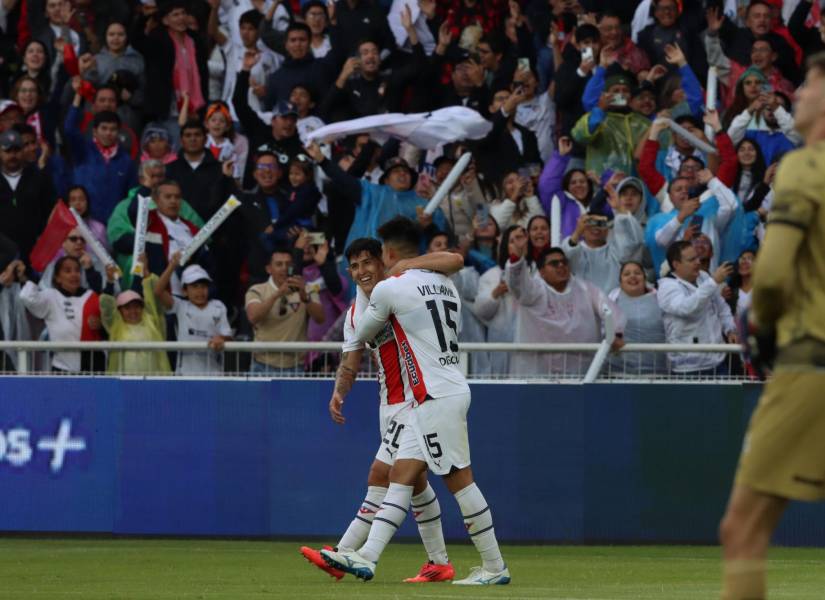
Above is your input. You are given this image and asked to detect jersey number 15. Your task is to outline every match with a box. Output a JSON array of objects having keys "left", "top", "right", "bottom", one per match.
[{"left": 425, "top": 299, "right": 459, "bottom": 353}]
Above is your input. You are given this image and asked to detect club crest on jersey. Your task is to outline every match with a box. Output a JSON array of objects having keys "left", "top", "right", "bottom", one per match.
[{"left": 400, "top": 339, "right": 420, "bottom": 386}]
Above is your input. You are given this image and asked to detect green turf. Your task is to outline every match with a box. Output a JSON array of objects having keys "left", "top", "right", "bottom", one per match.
[{"left": 1, "top": 539, "right": 825, "bottom": 599}]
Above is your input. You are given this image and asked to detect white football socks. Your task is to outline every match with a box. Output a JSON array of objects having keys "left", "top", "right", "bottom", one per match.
[
  {"left": 411, "top": 483, "right": 449, "bottom": 565},
  {"left": 455, "top": 482, "right": 505, "bottom": 573},
  {"left": 359, "top": 482, "right": 413, "bottom": 563},
  {"left": 337, "top": 485, "right": 386, "bottom": 551}
]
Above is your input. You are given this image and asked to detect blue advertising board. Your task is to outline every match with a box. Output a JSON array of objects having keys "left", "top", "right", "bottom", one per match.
[{"left": 0, "top": 379, "right": 823, "bottom": 545}]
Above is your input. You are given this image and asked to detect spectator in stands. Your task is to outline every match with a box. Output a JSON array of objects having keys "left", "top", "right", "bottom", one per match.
[
  {"left": 505, "top": 239, "right": 624, "bottom": 377},
  {"left": 141, "top": 179, "right": 202, "bottom": 294},
  {"left": 66, "top": 186, "right": 108, "bottom": 252},
  {"left": 154, "top": 255, "right": 232, "bottom": 375},
  {"left": 10, "top": 76, "right": 54, "bottom": 146},
  {"left": 37, "top": 226, "right": 105, "bottom": 293},
  {"left": 140, "top": 126, "right": 176, "bottom": 165},
  {"left": 732, "top": 139, "right": 767, "bottom": 206},
  {"left": 637, "top": 0, "right": 708, "bottom": 80},
  {"left": 722, "top": 249, "right": 755, "bottom": 320},
  {"left": 216, "top": 9, "right": 282, "bottom": 118},
  {"left": 303, "top": 1, "right": 332, "bottom": 59},
  {"left": 290, "top": 229, "right": 346, "bottom": 371},
  {"left": 571, "top": 70, "right": 650, "bottom": 175},
  {"left": 475, "top": 85, "right": 541, "bottom": 185},
  {"left": 477, "top": 32, "right": 516, "bottom": 93},
  {"left": 606, "top": 261, "right": 667, "bottom": 375},
  {"left": 788, "top": 0, "right": 825, "bottom": 57},
  {"left": 290, "top": 83, "right": 324, "bottom": 144},
  {"left": 245, "top": 247, "right": 325, "bottom": 375},
  {"left": 306, "top": 142, "right": 448, "bottom": 252},
  {"left": 425, "top": 149, "right": 490, "bottom": 239},
  {"left": 203, "top": 102, "right": 248, "bottom": 185},
  {"left": 132, "top": 0, "right": 209, "bottom": 124},
  {"left": 598, "top": 11, "right": 650, "bottom": 75},
  {"left": 166, "top": 120, "right": 227, "bottom": 221},
  {"left": 712, "top": 0, "right": 800, "bottom": 86},
  {"left": 76, "top": 85, "right": 140, "bottom": 160},
  {"left": 263, "top": 22, "right": 330, "bottom": 109},
  {"left": 433, "top": 49, "right": 490, "bottom": 115},
  {"left": 18, "top": 257, "right": 105, "bottom": 373},
  {"left": 234, "top": 49, "right": 304, "bottom": 186},
  {"left": 34, "top": 0, "right": 87, "bottom": 62},
  {"left": 18, "top": 40, "right": 52, "bottom": 99},
  {"left": 553, "top": 24, "right": 601, "bottom": 137},
  {"left": 474, "top": 224, "right": 523, "bottom": 375},
  {"left": 489, "top": 170, "right": 544, "bottom": 230},
  {"left": 562, "top": 178, "right": 646, "bottom": 294},
  {"left": 704, "top": 11, "right": 795, "bottom": 108},
  {"left": 86, "top": 21, "right": 146, "bottom": 114},
  {"left": 100, "top": 265, "right": 171, "bottom": 375},
  {"left": 107, "top": 160, "right": 204, "bottom": 287},
  {"left": 332, "top": 0, "right": 396, "bottom": 58},
  {"left": 511, "top": 65, "right": 555, "bottom": 162},
  {"left": 65, "top": 83, "right": 138, "bottom": 221},
  {"left": 538, "top": 136, "right": 596, "bottom": 246},
  {"left": 657, "top": 240, "right": 737, "bottom": 376},
  {"left": 524, "top": 214, "right": 551, "bottom": 273},
  {"left": 320, "top": 10, "right": 423, "bottom": 122},
  {"left": 726, "top": 87, "right": 800, "bottom": 164},
  {"left": 0, "top": 129, "right": 55, "bottom": 268}
]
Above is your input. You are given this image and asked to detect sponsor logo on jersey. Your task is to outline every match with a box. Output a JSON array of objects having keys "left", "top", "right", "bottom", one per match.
[{"left": 400, "top": 340, "right": 420, "bottom": 386}]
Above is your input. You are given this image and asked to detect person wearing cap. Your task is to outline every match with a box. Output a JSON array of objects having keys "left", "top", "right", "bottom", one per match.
[
  {"left": 99, "top": 262, "right": 171, "bottom": 375},
  {"left": 234, "top": 49, "right": 304, "bottom": 188},
  {"left": 140, "top": 125, "right": 176, "bottom": 165},
  {"left": 154, "top": 252, "right": 232, "bottom": 375},
  {"left": 261, "top": 22, "right": 332, "bottom": 110},
  {"left": 561, "top": 176, "right": 646, "bottom": 294},
  {"left": 572, "top": 69, "right": 652, "bottom": 175},
  {"left": 319, "top": 8, "right": 423, "bottom": 122},
  {"left": 0, "top": 100, "right": 24, "bottom": 134},
  {"left": 0, "top": 128, "right": 57, "bottom": 268},
  {"left": 65, "top": 80, "right": 138, "bottom": 222},
  {"left": 217, "top": 8, "right": 282, "bottom": 119},
  {"left": 131, "top": 0, "right": 209, "bottom": 123},
  {"left": 306, "top": 142, "right": 449, "bottom": 252}
]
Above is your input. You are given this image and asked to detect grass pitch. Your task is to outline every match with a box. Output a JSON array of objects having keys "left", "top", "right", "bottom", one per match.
[{"left": 2, "top": 539, "right": 825, "bottom": 599}]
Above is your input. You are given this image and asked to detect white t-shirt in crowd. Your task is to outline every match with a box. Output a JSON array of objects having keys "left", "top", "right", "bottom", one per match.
[{"left": 171, "top": 296, "right": 232, "bottom": 375}]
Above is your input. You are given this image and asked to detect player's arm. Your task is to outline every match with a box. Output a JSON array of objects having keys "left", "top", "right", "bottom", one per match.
[
  {"left": 353, "top": 281, "right": 393, "bottom": 343},
  {"left": 387, "top": 251, "right": 465, "bottom": 276},
  {"left": 751, "top": 155, "right": 815, "bottom": 329},
  {"left": 329, "top": 348, "right": 363, "bottom": 424}
]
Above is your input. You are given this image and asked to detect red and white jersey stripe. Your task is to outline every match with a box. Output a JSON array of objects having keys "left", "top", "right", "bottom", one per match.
[
  {"left": 354, "top": 270, "right": 470, "bottom": 402},
  {"left": 343, "top": 288, "right": 412, "bottom": 406}
]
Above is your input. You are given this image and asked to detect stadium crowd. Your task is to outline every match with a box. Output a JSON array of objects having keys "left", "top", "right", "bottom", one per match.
[{"left": 0, "top": 0, "right": 816, "bottom": 376}]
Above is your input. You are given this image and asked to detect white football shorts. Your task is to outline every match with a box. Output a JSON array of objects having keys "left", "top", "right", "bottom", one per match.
[{"left": 397, "top": 392, "right": 472, "bottom": 476}]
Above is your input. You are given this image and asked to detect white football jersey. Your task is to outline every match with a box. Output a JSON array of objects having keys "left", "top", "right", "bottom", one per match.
[
  {"left": 343, "top": 287, "right": 413, "bottom": 406},
  {"left": 172, "top": 298, "right": 232, "bottom": 375},
  {"left": 355, "top": 269, "right": 470, "bottom": 402}
]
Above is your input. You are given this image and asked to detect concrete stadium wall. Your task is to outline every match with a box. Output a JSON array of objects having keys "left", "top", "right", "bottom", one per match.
[{"left": 0, "top": 378, "right": 823, "bottom": 545}]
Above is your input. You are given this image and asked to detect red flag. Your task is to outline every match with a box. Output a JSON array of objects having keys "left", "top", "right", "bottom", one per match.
[{"left": 29, "top": 201, "right": 78, "bottom": 272}]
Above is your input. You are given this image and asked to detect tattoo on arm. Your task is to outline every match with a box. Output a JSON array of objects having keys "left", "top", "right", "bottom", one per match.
[{"left": 335, "top": 352, "right": 357, "bottom": 395}]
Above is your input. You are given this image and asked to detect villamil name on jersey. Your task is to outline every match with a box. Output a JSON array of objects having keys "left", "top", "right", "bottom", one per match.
[{"left": 416, "top": 284, "right": 457, "bottom": 298}]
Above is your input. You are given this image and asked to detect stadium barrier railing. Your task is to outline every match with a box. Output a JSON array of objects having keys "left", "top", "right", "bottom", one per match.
[{"left": 0, "top": 339, "right": 748, "bottom": 382}]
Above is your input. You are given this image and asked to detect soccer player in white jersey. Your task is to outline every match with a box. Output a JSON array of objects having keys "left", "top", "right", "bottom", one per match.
[
  {"left": 301, "top": 237, "right": 465, "bottom": 583},
  {"left": 322, "top": 217, "right": 510, "bottom": 585}
]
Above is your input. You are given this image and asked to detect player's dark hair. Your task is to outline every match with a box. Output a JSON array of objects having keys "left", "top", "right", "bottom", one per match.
[
  {"left": 93, "top": 110, "right": 120, "bottom": 128},
  {"left": 666, "top": 240, "right": 693, "bottom": 270},
  {"left": 345, "top": 237, "right": 383, "bottom": 262},
  {"left": 536, "top": 247, "right": 566, "bottom": 269},
  {"left": 377, "top": 217, "right": 421, "bottom": 257}
]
